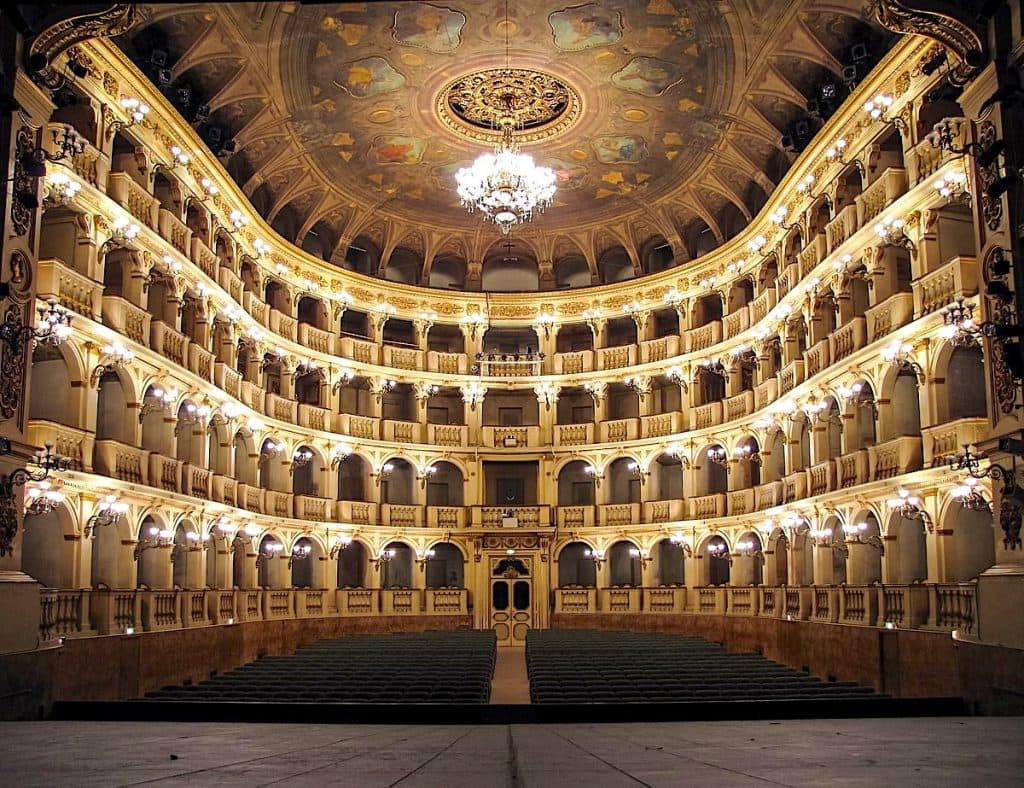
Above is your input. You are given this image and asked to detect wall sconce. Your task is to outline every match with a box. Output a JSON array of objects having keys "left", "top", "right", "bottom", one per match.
[
  {"left": 84, "top": 495, "right": 129, "bottom": 538},
  {"left": 770, "top": 206, "right": 800, "bottom": 233},
  {"left": 733, "top": 444, "right": 762, "bottom": 465},
  {"left": 252, "top": 238, "right": 271, "bottom": 257},
  {"left": 133, "top": 526, "right": 174, "bottom": 560},
  {"left": 838, "top": 381, "right": 878, "bottom": 417},
  {"left": 256, "top": 541, "right": 284, "bottom": 569},
  {"left": 294, "top": 359, "right": 319, "bottom": 379},
  {"left": 951, "top": 477, "right": 991, "bottom": 512},
  {"left": 707, "top": 446, "right": 729, "bottom": 469},
  {"left": 0, "top": 439, "right": 73, "bottom": 552},
  {"left": 881, "top": 339, "right": 925, "bottom": 381},
  {"left": 628, "top": 547, "right": 653, "bottom": 569},
  {"left": 584, "top": 548, "right": 606, "bottom": 568},
  {"left": 808, "top": 527, "right": 835, "bottom": 547},
  {"left": 947, "top": 444, "right": 1019, "bottom": 503},
  {"left": 329, "top": 534, "right": 352, "bottom": 560},
  {"left": 842, "top": 523, "right": 885, "bottom": 552},
  {"left": 168, "top": 144, "right": 190, "bottom": 166},
  {"left": 108, "top": 97, "right": 149, "bottom": 137},
  {"left": 175, "top": 401, "right": 212, "bottom": 433},
  {"left": 665, "top": 444, "right": 691, "bottom": 468},
  {"left": 207, "top": 516, "right": 236, "bottom": 544},
  {"left": 707, "top": 542, "right": 732, "bottom": 565},
  {"left": 228, "top": 209, "right": 248, "bottom": 231},
  {"left": 582, "top": 308, "right": 604, "bottom": 335},
  {"left": 138, "top": 385, "right": 177, "bottom": 421},
  {"left": 665, "top": 366, "right": 688, "bottom": 390},
  {"left": 259, "top": 440, "right": 285, "bottom": 465},
  {"left": 231, "top": 522, "right": 260, "bottom": 552},
  {"left": 746, "top": 235, "right": 767, "bottom": 255},
  {"left": 663, "top": 288, "right": 684, "bottom": 312},
  {"left": 583, "top": 381, "right": 606, "bottom": 403},
  {"left": 939, "top": 296, "right": 981, "bottom": 347},
  {"left": 782, "top": 512, "right": 810, "bottom": 536},
  {"left": 330, "top": 444, "right": 353, "bottom": 470},
  {"left": 0, "top": 298, "right": 72, "bottom": 355},
  {"left": 417, "top": 463, "right": 437, "bottom": 487},
  {"left": 874, "top": 215, "right": 915, "bottom": 253},
  {"left": 23, "top": 479, "right": 65, "bottom": 516},
  {"left": 670, "top": 533, "right": 693, "bottom": 557},
  {"left": 627, "top": 461, "right": 648, "bottom": 485},
  {"left": 887, "top": 488, "right": 934, "bottom": 532},
  {"left": 533, "top": 311, "right": 557, "bottom": 340},
  {"left": 534, "top": 382, "right": 560, "bottom": 411},
  {"left": 372, "top": 548, "right": 396, "bottom": 570},
  {"left": 288, "top": 543, "right": 311, "bottom": 569},
  {"left": 461, "top": 312, "right": 487, "bottom": 341},
  {"left": 416, "top": 311, "right": 438, "bottom": 337},
  {"left": 735, "top": 540, "right": 765, "bottom": 561},
  {"left": 331, "top": 367, "right": 355, "bottom": 394},
  {"left": 460, "top": 382, "right": 486, "bottom": 411},
  {"left": 372, "top": 379, "right": 397, "bottom": 403},
  {"left": 200, "top": 177, "right": 218, "bottom": 196},
  {"left": 863, "top": 93, "right": 906, "bottom": 129},
  {"left": 584, "top": 464, "right": 604, "bottom": 486},
  {"left": 927, "top": 118, "right": 1006, "bottom": 169},
  {"left": 171, "top": 531, "right": 207, "bottom": 563},
  {"left": 624, "top": 375, "right": 650, "bottom": 400},
  {"left": 373, "top": 462, "right": 394, "bottom": 486},
  {"left": 934, "top": 170, "right": 970, "bottom": 203},
  {"left": 290, "top": 448, "right": 314, "bottom": 472},
  {"left": 43, "top": 171, "right": 82, "bottom": 207},
  {"left": 416, "top": 547, "right": 436, "bottom": 569}
]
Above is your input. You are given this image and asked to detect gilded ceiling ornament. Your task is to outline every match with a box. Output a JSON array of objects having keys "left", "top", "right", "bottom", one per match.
[{"left": 438, "top": 68, "right": 582, "bottom": 144}]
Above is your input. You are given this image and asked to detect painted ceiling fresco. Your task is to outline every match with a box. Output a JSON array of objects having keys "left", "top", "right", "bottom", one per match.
[{"left": 118, "top": 1, "right": 890, "bottom": 266}]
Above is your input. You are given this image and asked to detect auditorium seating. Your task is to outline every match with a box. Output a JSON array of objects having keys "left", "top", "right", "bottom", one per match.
[
  {"left": 143, "top": 630, "right": 496, "bottom": 704},
  {"left": 526, "top": 630, "right": 879, "bottom": 704}
]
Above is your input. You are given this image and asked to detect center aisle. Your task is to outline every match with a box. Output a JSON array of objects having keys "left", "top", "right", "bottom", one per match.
[{"left": 489, "top": 646, "right": 531, "bottom": 705}]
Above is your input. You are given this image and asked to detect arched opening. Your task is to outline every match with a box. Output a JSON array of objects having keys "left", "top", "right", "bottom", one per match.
[
  {"left": 381, "top": 542, "right": 414, "bottom": 588},
  {"left": 174, "top": 400, "right": 205, "bottom": 465},
  {"left": 22, "top": 507, "right": 74, "bottom": 588},
  {"left": 384, "top": 245, "right": 422, "bottom": 285},
  {"left": 885, "top": 512, "right": 928, "bottom": 584},
  {"left": 428, "top": 253, "right": 466, "bottom": 290},
  {"left": 767, "top": 531, "right": 789, "bottom": 586},
  {"left": 171, "top": 523, "right": 190, "bottom": 589},
  {"left": 655, "top": 538, "right": 685, "bottom": 585},
  {"left": 290, "top": 536, "right": 320, "bottom": 588},
  {"left": 381, "top": 458, "right": 415, "bottom": 505},
  {"left": 294, "top": 366, "right": 324, "bottom": 407},
  {"left": 734, "top": 436, "right": 762, "bottom": 488},
  {"left": 426, "top": 460, "right": 464, "bottom": 507},
  {"left": 233, "top": 431, "right": 256, "bottom": 486},
  {"left": 733, "top": 532, "right": 764, "bottom": 586},
  {"left": 426, "top": 324, "right": 465, "bottom": 354},
  {"left": 554, "top": 253, "right": 591, "bottom": 289},
  {"left": 264, "top": 278, "right": 290, "bottom": 315},
  {"left": 704, "top": 535, "right": 730, "bottom": 586},
  {"left": 696, "top": 445, "right": 728, "bottom": 495},
  {"left": 29, "top": 345, "right": 76, "bottom": 425},
  {"left": 337, "top": 453, "right": 369, "bottom": 502},
  {"left": 945, "top": 502, "right": 995, "bottom": 581},
  {"left": 482, "top": 239, "right": 539, "bottom": 291},
  {"left": 847, "top": 380, "right": 878, "bottom": 450},
  {"left": 764, "top": 429, "right": 787, "bottom": 483},
  {"left": 695, "top": 364, "right": 726, "bottom": 405},
  {"left": 793, "top": 414, "right": 812, "bottom": 471},
  {"left": 727, "top": 278, "right": 755, "bottom": 314},
  {"left": 824, "top": 398, "right": 843, "bottom": 460},
  {"left": 608, "top": 540, "right": 641, "bottom": 586},
  {"left": 653, "top": 454, "right": 683, "bottom": 501},
  {"left": 598, "top": 245, "right": 634, "bottom": 283},
  {"left": 888, "top": 368, "right": 922, "bottom": 438},
  {"left": 140, "top": 384, "right": 174, "bottom": 456},
  {"left": 847, "top": 512, "right": 883, "bottom": 584},
  {"left": 338, "top": 540, "right": 367, "bottom": 587},
  {"left": 791, "top": 529, "right": 814, "bottom": 585},
  {"left": 947, "top": 346, "right": 987, "bottom": 420},
  {"left": 607, "top": 457, "right": 642, "bottom": 504},
  {"left": 641, "top": 237, "right": 674, "bottom": 274},
  {"left": 558, "top": 460, "right": 596, "bottom": 506},
  {"left": 557, "top": 542, "right": 597, "bottom": 587},
  {"left": 291, "top": 444, "right": 324, "bottom": 497},
  {"left": 425, "top": 543, "right": 465, "bottom": 588},
  {"left": 343, "top": 236, "right": 380, "bottom": 275},
  {"left": 257, "top": 534, "right": 285, "bottom": 588},
  {"left": 691, "top": 293, "right": 723, "bottom": 329},
  {"left": 296, "top": 295, "right": 327, "bottom": 331},
  {"left": 136, "top": 515, "right": 170, "bottom": 589},
  {"left": 95, "top": 371, "right": 130, "bottom": 442},
  {"left": 258, "top": 438, "right": 288, "bottom": 492},
  {"left": 152, "top": 168, "right": 182, "bottom": 216}
]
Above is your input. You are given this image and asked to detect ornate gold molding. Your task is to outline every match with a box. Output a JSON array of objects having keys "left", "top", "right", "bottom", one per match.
[
  {"left": 873, "top": 0, "right": 985, "bottom": 86},
  {"left": 25, "top": 4, "right": 137, "bottom": 89}
]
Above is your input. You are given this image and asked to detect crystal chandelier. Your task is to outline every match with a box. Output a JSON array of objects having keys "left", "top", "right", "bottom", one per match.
[{"left": 454, "top": 1, "right": 556, "bottom": 234}]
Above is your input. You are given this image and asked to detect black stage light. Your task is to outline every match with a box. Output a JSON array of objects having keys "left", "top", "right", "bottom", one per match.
[
  {"left": 976, "top": 139, "right": 1006, "bottom": 169},
  {"left": 986, "top": 174, "right": 1017, "bottom": 200},
  {"left": 151, "top": 49, "right": 168, "bottom": 67}
]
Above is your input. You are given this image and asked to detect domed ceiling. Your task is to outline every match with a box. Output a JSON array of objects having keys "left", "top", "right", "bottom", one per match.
[{"left": 117, "top": 1, "right": 892, "bottom": 278}]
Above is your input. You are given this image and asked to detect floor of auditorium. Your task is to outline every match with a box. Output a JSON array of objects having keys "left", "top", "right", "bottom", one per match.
[{"left": 5, "top": 717, "right": 1022, "bottom": 786}]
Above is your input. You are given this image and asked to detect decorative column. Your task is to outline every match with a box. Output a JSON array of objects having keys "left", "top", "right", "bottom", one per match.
[
  {"left": 367, "top": 377, "right": 390, "bottom": 420},
  {"left": 413, "top": 381, "right": 435, "bottom": 441},
  {"left": 460, "top": 317, "right": 485, "bottom": 361},
  {"left": 585, "top": 381, "right": 608, "bottom": 431},
  {"left": 533, "top": 316, "right": 559, "bottom": 374},
  {"left": 414, "top": 312, "right": 435, "bottom": 352},
  {"left": 534, "top": 383, "right": 559, "bottom": 445},
  {"left": 461, "top": 383, "right": 486, "bottom": 445},
  {"left": 630, "top": 375, "right": 654, "bottom": 418}
]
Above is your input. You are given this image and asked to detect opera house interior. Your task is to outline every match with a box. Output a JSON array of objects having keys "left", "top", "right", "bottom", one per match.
[{"left": 1, "top": 1, "right": 1024, "bottom": 778}]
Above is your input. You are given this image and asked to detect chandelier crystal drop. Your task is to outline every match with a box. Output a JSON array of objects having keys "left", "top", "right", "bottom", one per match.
[{"left": 455, "top": 112, "right": 557, "bottom": 235}]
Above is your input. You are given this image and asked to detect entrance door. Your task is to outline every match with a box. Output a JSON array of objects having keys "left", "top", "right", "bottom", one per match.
[{"left": 490, "top": 557, "right": 532, "bottom": 645}]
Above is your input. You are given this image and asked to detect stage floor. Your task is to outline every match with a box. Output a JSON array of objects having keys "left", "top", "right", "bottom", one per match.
[{"left": 4, "top": 716, "right": 1023, "bottom": 786}]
